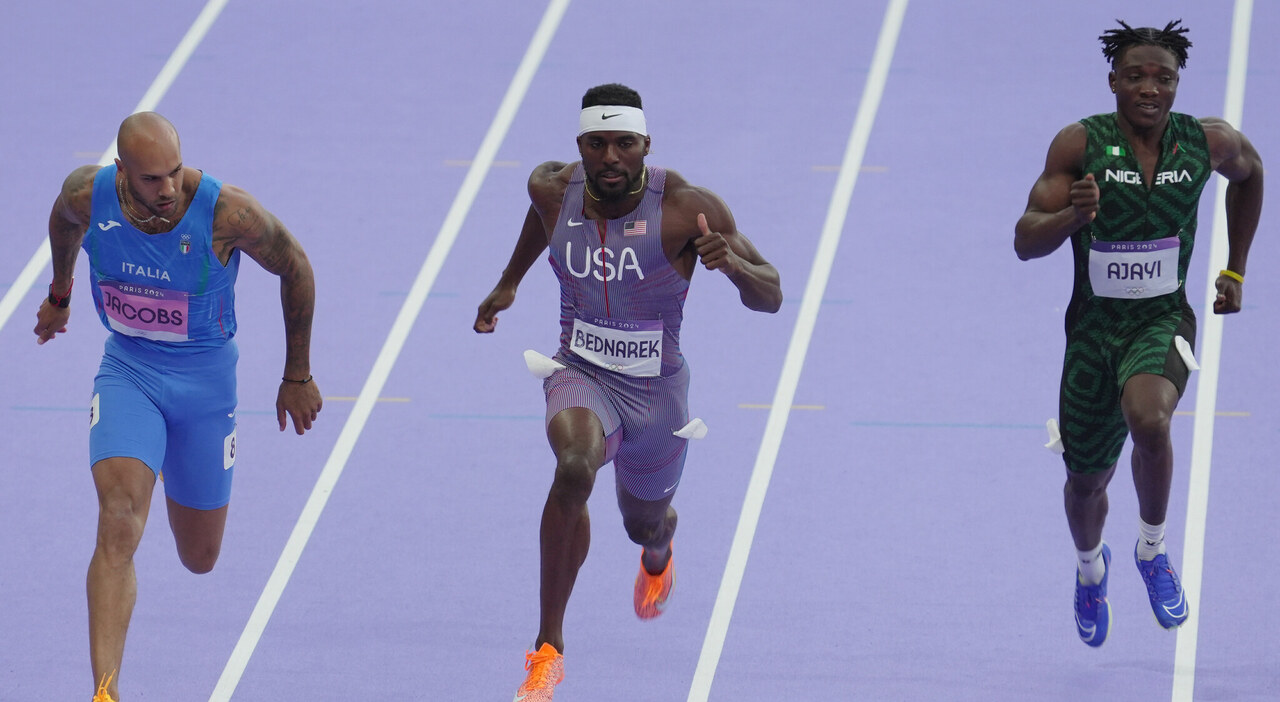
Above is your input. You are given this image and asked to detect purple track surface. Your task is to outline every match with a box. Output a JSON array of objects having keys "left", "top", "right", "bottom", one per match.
[{"left": 1, "top": 1, "right": 1276, "bottom": 700}]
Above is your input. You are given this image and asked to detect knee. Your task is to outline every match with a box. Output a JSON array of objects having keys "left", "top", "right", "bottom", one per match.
[
  {"left": 622, "top": 506, "right": 675, "bottom": 547},
  {"left": 1064, "top": 474, "right": 1108, "bottom": 501},
  {"left": 178, "top": 545, "right": 220, "bottom": 575},
  {"left": 1127, "top": 408, "right": 1172, "bottom": 450},
  {"left": 550, "top": 451, "right": 597, "bottom": 504},
  {"left": 96, "top": 499, "right": 146, "bottom": 563},
  {"left": 622, "top": 514, "right": 657, "bottom": 545},
  {"left": 622, "top": 516, "right": 663, "bottom": 546}
]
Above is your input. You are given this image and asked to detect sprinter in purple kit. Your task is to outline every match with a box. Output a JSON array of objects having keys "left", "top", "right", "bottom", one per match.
[{"left": 475, "top": 83, "right": 782, "bottom": 701}]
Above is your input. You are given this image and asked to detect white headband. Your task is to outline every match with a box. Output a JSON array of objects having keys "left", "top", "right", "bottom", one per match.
[{"left": 578, "top": 105, "right": 647, "bottom": 136}]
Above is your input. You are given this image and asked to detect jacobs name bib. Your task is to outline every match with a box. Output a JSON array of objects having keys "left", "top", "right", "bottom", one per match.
[{"left": 99, "top": 280, "right": 190, "bottom": 341}]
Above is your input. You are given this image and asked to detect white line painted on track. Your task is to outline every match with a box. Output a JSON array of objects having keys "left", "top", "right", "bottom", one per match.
[
  {"left": 0, "top": 0, "right": 230, "bottom": 337},
  {"left": 1173, "top": 2, "right": 1253, "bottom": 700},
  {"left": 686, "top": 1, "right": 909, "bottom": 699},
  {"left": 206, "top": 1, "right": 572, "bottom": 699}
]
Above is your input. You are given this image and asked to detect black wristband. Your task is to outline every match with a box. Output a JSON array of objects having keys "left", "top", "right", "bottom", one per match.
[
  {"left": 48, "top": 282, "right": 72, "bottom": 308},
  {"left": 282, "top": 375, "right": 313, "bottom": 384}
]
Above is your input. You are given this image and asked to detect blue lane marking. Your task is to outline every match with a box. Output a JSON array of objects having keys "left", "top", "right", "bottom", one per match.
[
  {"left": 427, "top": 413, "right": 541, "bottom": 421},
  {"left": 850, "top": 420, "right": 1043, "bottom": 430}
]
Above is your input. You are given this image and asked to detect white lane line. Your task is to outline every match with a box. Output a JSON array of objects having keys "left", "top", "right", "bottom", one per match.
[
  {"left": 1173, "top": 1, "right": 1253, "bottom": 699},
  {"left": 686, "top": 1, "right": 909, "bottom": 700},
  {"left": 0, "top": 0, "right": 230, "bottom": 336},
  {"left": 206, "top": 1, "right": 572, "bottom": 699}
]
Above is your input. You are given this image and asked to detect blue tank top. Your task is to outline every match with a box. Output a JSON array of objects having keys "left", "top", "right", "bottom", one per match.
[
  {"left": 83, "top": 165, "right": 240, "bottom": 354},
  {"left": 548, "top": 165, "right": 689, "bottom": 376}
]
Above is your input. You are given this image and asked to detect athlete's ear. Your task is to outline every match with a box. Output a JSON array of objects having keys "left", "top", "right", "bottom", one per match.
[
  {"left": 643, "top": 136, "right": 651, "bottom": 155},
  {"left": 1107, "top": 70, "right": 1117, "bottom": 94}
]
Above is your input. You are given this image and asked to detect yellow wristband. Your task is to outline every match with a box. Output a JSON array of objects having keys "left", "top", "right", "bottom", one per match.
[{"left": 1219, "top": 269, "right": 1244, "bottom": 284}]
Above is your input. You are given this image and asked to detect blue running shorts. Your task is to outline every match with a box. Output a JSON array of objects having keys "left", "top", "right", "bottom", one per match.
[{"left": 89, "top": 336, "right": 239, "bottom": 509}]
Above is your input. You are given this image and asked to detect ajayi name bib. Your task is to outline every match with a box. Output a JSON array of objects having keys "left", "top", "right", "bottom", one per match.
[{"left": 1088, "top": 236, "right": 1180, "bottom": 299}]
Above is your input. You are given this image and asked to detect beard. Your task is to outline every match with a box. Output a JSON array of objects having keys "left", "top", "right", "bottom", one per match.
[{"left": 588, "top": 168, "right": 644, "bottom": 202}]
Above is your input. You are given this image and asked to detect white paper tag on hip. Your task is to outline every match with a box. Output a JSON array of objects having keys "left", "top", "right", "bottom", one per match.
[
  {"left": 1088, "top": 237, "right": 1180, "bottom": 299},
  {"left": 224, "top": 426, "right": 237, "bottom": 470},
  {"left": 570, "top": 316, "right": 662, "bottom": 377},
  {"left": 1174, "top": 336, "right": 1200, "bottom": 372},
  {"left": 524, "top": 349, "right": 567, "bottom": 379}
]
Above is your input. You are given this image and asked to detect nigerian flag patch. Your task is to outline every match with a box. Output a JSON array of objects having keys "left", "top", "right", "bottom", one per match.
[{"left": 1106, "top": 145, "right": 1125, "bottom": 157}]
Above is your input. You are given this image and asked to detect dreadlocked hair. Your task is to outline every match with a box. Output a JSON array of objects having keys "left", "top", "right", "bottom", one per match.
[{"left": 1099, "top": 19, "right": 1192, "bottom": 68}]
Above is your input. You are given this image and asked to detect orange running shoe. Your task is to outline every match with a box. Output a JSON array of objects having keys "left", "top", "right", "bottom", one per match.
[
  {"left": 513, "top": 642, "right": 564, "bottom": 701},
  {"left": 633, "top": 545, "right": 675, "bottom": 619},
  {"left": 92, "top": 671, "right": 117, "bottom": 702}
]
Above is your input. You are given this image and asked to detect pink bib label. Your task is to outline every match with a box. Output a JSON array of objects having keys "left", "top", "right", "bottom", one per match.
[{"left": 100, "top": 280, "right": 190, "bottom": 341}]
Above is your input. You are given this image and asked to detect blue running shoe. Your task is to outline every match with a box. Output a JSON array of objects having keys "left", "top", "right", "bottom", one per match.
[
  {"left": 1074, "top": 543, "right": 1112, "bottom": 647},
  {"left": 1135, "top": 544, "right": 1190, "bottom": 629}
]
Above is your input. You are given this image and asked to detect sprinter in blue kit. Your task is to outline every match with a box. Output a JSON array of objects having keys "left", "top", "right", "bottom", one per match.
[
  {"left": 35, "top": 112, "right": 323, "bottom": 702},
  {"left": 475, "top": 83, "right": 783, "bottom": 701}
]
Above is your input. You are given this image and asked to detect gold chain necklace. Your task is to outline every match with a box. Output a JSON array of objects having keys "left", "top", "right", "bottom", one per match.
[
  {"left": 584, "top": 168, "right": 647, "bottom": 202},
  {"left": 116, "top": 174, "right": 170, "bottom": 226}
]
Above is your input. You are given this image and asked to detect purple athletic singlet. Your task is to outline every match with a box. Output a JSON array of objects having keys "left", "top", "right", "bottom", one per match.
[{"left": 543, "top": 165, "right": 693, "bottom": 501}]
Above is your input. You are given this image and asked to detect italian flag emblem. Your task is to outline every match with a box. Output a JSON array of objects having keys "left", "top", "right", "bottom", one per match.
[{"left": 1106, "top": 145, "right": 1125, "bottom": 157}]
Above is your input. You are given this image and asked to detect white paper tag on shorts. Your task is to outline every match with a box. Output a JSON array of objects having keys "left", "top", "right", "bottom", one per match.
[
  {"left": 90, "top": 393, "right": 101, "bottom": 429},
  {"left": 524, "top": 349, "right": 566, "bottom": 379},
  {"left": 1174, "top": 336, "right": 1200, "bottom": 371},
  {"left": 1088, "top": 237, "right": 1180, "bottom": 299},
  {"left": 673, "top": 418, "right": 708, "bottom": 440},
  {"left": 570, "top": 316, "right": 662, "bottom": 377},
  {"left": 1044, "top": 418, "right": 1065, "bottom": 454},
  {"left": 224, "top": 426, "right": 237, "bottom": 470}
]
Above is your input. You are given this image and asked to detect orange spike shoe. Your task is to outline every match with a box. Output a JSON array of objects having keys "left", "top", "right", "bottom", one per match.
[
  {"left": 513, "top": 642, "right": 564, "bottom": 701},
  {"left": 633, "top": 545, "right": 675, "bottom": 619}
]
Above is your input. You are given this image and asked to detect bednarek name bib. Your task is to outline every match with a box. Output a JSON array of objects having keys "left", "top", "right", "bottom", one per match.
[
  {"left": 99, "top": 280, "right": 190, "bottom": 341},
  {"left": 571, "top": 316, "right": 662, "bottom": 377},
  {"left": 1088, "top": 237, "right": 1180, "bottom": 299}
]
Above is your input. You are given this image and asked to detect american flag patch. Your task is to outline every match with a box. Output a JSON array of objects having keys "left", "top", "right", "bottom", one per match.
[{"left": 624, "top": 220, "right": 647, "bottom": 236}]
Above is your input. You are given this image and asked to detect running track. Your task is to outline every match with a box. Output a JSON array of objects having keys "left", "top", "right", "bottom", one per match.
[{"left": 0, "top": 1, "right": 1275, "bottom": 700}]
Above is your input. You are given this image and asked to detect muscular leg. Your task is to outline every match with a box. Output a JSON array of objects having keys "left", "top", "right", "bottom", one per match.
[
  {"left": 166, "top": 498, "right": 228, "bottom": 574},
  {"left": 536, "top": 407, "right": 607, "bottom": 654},
  {"left": 88, "top": 457, "right": 156, "bottom": 698},
  {"left": 616, "top": 482, "right": 677, "bottom": 574},
  {"left": 1064, "top": 464, "right": 1117, "bottom": 552},
  {"left": 1122, "top": 373, "right": 1179, "bottom": 525}
]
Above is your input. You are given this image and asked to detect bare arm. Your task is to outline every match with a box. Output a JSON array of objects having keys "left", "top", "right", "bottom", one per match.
[
  {"left": 673, "top": 182, "right": 782, "bottom": 313},
  {"left": 473, "top": 161, "right": 568, "bottom": 333},
  {"left": 1203, "top": 117, "right": 1264, "bottom": 314},
  {"left": 1014, "top": 123, "right": 1097, "bottom": 261},
  {"left": 213, "top": 185, "right": 321, "bottom": 434},
  {"left": 35, "top": 165, "right": 98, "bottom": 344}
]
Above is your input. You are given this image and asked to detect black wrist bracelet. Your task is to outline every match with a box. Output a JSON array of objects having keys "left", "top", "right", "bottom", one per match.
[
  {"left": 48, "top": 281, "right": 73, "bottom": 308},
  {"left": 282, "top": 375, "right": 313, "bottom": 384}
]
